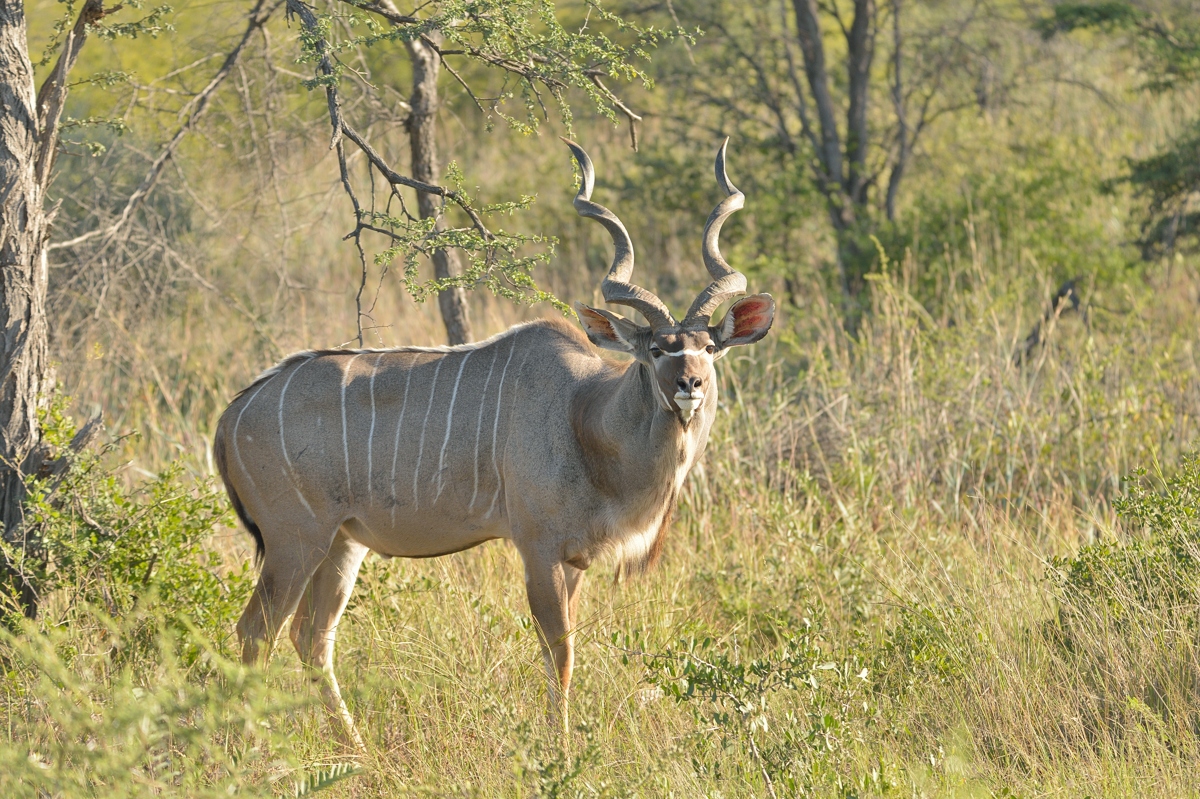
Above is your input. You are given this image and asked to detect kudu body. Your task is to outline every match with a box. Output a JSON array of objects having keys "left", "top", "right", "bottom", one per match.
[{"left": 214, "top": 141, "right": 775, "bottom": 743}]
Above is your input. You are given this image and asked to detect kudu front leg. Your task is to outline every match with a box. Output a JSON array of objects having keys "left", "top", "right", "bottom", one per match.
[{"left": 522, "top": 553, "right": 585, "bottom": 735}]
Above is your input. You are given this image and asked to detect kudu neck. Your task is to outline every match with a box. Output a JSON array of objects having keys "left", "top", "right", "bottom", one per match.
[{"left": 581, "top": 359, "right": 709, "bottom": 457}]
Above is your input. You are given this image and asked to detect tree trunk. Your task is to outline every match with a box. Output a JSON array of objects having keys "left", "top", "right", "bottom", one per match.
[
  {"left": 0, "top": 0, "right": 54, "bottom": 616},
  {"left": 845, "top": 0, "right": 876, "bottom": 203},
  {"left": 791, "top": 0, "right": 843, "bottom": 190},
  {"left": 885, "top": 0, "right": 907, "bottom": 222},
  {"left": 406, "top": 34, "right": 472, "bottom": 346}
]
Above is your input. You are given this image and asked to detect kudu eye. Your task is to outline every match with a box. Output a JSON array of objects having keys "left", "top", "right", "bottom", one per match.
[
  {"left": 649, "top": 345, "right": 663, "bottom": 359},
  {"left": 705, "top": 344, "right": 716, "bottom": 355}
]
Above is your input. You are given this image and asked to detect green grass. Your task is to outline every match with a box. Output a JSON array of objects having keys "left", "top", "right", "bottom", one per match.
[
  {"left": 15, "top": 2, "right": 1200, "bottom": 791},
  {"left": 7, "top": 232, "right": 1200, "bottom": 796}
]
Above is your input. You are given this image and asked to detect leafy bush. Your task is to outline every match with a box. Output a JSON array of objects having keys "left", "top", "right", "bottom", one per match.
[
  {"left": 1050, "top": 454, "right": 1200, "bottom": 620},
  {"left": 0, "top": 608, "right": 305, "bottom": 798},
  {"left": 1041, "top": 454, "right": 1200, "bottom": 750},
  {"left": 1, "top": 397, "right": 251, "bottom": 646},
  {"left": 633, "top": 613, "right": 884, "bottom": 797}
]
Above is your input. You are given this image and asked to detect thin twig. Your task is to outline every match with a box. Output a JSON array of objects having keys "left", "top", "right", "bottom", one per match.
[
  {"left": 48, "top": 0, "right": 281, "bottom": 252},
  {"left": 585, "top": 71, "right": 642, "bottom": 151}
]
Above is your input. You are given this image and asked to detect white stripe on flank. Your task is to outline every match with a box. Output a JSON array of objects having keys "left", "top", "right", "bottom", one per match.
[
  {"left": 341, "top": 354, "right": 362, "bottom": 501},
  {"left": 484, "top": 341, "right": 517, "bottom": 518},
  {"left": 277, "top": 358, "right": 315, "bottom": 517},
  {"left": 367, "top": 353, "right": 384, "bottom": 507},
  {"left": 231, "top": 377, "right": 275, "bottom": 497},
  {"left": 469, "top": 347, "right": 500, "bottom": 511},
  {"left": 413, "top": 357, "right": 444, "bottom": 512},
  {"left": 486, "top": 343, "right": 526, "bottom": 519},
  {"left": 390, "top": 354, "right": 416, "bottom": 526},
  {"left": 435, "top": 350, "right": 472, "bottom": 500}
]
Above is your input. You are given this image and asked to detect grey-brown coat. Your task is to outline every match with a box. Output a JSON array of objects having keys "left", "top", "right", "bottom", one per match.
[{"left": 214, "top": 140, "right": 775, "bottom": 743}]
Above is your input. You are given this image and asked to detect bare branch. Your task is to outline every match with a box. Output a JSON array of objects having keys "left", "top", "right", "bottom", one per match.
[
  {"left": 585, "top": 70, "right": 643, "bottom": 150},
  {"left": 338, "top": 122, "right": 492, "bottom": 239},
  {"left": 337, "top": 0, "right": 419, "bottom": 26},
  {"left": 49, "top": 0, "right": 280, "bottom": 252},
  {"left": 35, "top": 0, "right": 114, "bottom": 193}
]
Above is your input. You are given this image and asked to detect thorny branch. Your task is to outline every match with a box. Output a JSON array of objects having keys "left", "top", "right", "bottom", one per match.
[
  {"left": 49, "top": 0, "right": 282, "bottom": 252},
  {"left": 287, "top": 0, "right": 493, "bottom": 238},
  {"left": 334, "top": 0, "right": 646, "bottom": 149}
]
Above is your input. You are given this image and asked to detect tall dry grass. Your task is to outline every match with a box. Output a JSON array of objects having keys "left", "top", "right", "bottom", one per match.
[{"left": 14, "top": 207, "right": 1200, "bottom": 795}]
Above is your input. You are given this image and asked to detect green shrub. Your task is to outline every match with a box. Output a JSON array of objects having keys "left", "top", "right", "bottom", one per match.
[
  {"left": 0, "top": 608, "right": 306, "bottom": 798},
  {"left": 1, "top": 397, "right": 251, "bottom": 647},
  {"left": 1049, "top": 454, "right": 1200, "bottom": 620},
  {"left": 634, "top": 612, "right": 884, "bottom": 797}
]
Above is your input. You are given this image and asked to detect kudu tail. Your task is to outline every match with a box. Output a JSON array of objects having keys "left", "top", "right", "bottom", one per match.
[{"left": 213, "top": 426, "right": 264, "bottom": 565}]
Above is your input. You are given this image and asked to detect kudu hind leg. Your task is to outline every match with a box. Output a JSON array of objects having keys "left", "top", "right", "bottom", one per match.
[
  {"left": 289, "top": 529, "right": 369, "bottom": 748},
  {"left": 236, "top": 517, "right": 335, "bottom": 666},
  {"left": 522, "top": 552, "right": 586, "bottom": 734}
]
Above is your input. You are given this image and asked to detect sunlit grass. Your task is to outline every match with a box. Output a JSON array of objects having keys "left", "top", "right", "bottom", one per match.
[{"left": 8, "top": 224, "right": 1200, "bottom": 795}]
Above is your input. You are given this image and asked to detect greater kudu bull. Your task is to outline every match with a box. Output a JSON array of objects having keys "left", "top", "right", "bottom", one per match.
[{"left": 214, "top": 140, "right": 775, "bottom": 743}]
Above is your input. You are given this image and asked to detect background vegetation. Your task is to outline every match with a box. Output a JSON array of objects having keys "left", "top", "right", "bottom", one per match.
[{"left": 5, "top": 0, "right": 1200, "bottom": 795}]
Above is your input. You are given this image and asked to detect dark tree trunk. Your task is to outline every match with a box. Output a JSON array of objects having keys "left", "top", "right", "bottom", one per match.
[
  {"left": 0, "top": 0, "right": 55, "bottom": 616},
  {"left": 406, "top": 34, "right": 473, "bottom": 346},
  {"left": 885, "top": 0, "right": 907, "bottom": 222},
  {"left": 789, "top": 0, "right": 880, "bottom": 332},
  {"left": 845, "top": 0, "right": 876, "bottom": 203},
  {"left": 791, "top": 0, "right": 843, "bottom": 191},
  {"left": 0, "top": 0, "right": 106, "bottom": 617}
]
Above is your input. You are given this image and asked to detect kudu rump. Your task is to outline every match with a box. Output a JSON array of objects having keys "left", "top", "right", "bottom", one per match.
[{"left": 214, "top": 140, "right": 774, "bottom": 742}]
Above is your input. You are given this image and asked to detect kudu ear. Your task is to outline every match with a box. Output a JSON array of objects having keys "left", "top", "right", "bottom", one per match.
[
  {"left": 714, "top": 293, "right": 775, "bottom": 351},
  {"left": 575, "top": 303, "right": 641, "bottom": 353}
]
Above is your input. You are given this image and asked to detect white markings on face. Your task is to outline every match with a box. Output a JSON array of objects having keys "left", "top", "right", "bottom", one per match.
[
  {"left": 486, "top": 342, "right": 525, "bottom": 519},
  {"left": 673, "top": 390, "right": 705, "bottom": 423},
  {"left": 340, "top": 354, "right": 362, "bottom": 501},
  {"left": 390, "top": 353, "right": 415, "bottom": 527},
  {"left": 367, "top": 353, "right": 384, "bottom": 507},
  {"left": 469, "top": 347, "right": 500, "bottom": 512},
  {"left": 660, "top": 349, "right": 715, "bottom": 359},
  {"left": 436, "top": 350, "right": 472, "bottom": 501},
  {"left": 413, "top": 357, "right": 444, "bottom": 512},
  {"left": 651, "top": 340, "right": 716, "bottom": 418},
  {"left": 277, "top": 358, "right": 316, "bottom": 517}
]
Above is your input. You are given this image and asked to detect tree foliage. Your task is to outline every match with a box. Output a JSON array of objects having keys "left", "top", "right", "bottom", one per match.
[{"left": 1041, "top": 1, "right": 1200, "bottom": 255}]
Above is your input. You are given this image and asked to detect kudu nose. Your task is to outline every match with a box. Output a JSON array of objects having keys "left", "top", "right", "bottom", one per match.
[{"left": 677, "top": 376, "right": 702, "bottom": 394}]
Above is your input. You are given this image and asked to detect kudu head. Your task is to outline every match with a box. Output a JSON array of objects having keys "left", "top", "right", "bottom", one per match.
[{"left": 564, "top": 138, "right": 775, "bottom": 423}]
